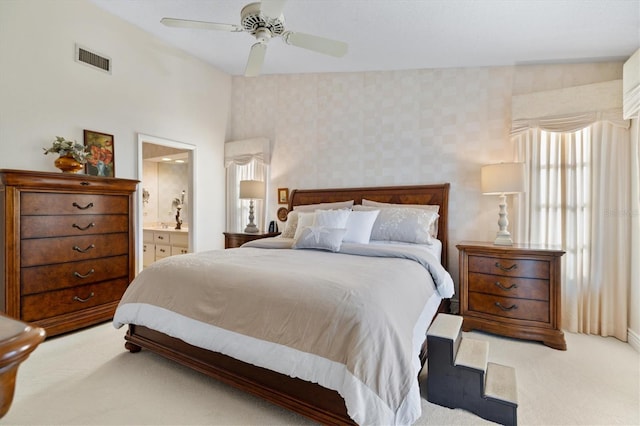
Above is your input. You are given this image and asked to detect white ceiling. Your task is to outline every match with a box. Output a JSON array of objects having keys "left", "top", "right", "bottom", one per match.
[{"left": 91, "top": 0, "right": 640, "bottom": 76}]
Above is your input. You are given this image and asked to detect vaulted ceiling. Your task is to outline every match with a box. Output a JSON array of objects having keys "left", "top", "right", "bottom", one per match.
[{"left": 91, "top": 0, "right": 640, "bottom": 76}]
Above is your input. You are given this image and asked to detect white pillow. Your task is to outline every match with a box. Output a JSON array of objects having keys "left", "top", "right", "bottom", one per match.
[
  {"left": 293, "top": 200, "right": 354, "bottom": 212},
  {"left": 293, "top": 211, "right": 316, "bottom": 240},
  {"left": 280, "top": 210, "right": 299, "bottom": 238},
  {"left": 354, "top": 205, "right": 438, "bottom": 245},
  {"left": 343, "top": 209, "right": 380, "bottom": 244},
  {"left": 314, "top": 209, "right": 351, "bottom": 228},
  {"left": 292, "top": 226, "right": 347, "bottom": 252},
  {"left": 361, "top": 199, "right": 440, "bottom": 238}
]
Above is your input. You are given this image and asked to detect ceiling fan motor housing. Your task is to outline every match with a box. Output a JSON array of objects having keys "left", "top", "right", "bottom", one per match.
[{"left": 241, "top": 2, "right": 285, "bottom": 38}]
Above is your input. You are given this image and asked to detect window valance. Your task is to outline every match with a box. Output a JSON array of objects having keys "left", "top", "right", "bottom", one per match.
[
  {"left": 511, "top": 80, "right": 629, "bottom": 135},
  {"left": 224, "top": 137, "right": 271, "bottom": 167}
]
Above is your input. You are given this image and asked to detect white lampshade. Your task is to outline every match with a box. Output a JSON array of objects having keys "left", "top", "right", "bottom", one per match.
[
  {"left": 239, "top": 180, "right": 264, "bottom": 200},
  {"left": 481, "top": 163, "right": 525, "bottom": 195}
]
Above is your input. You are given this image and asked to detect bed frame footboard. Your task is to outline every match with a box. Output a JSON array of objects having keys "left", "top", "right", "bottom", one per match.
[{"left": 125, "top": 324, "right": 357, "bottom": 425}]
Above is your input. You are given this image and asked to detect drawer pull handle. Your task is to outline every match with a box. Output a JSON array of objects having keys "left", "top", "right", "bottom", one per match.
[
  {"left": 159, "top": 248, "right": 166, "bottom": 253},
  {"left": 74, "top": 269, "right": 95, "bottom": 279},
  {"left": 72, "top": 202, "right": 94, "bottom": 210},
  {"left": 73, "top": 244, "right": 95, "bottom": 253},
  {"left": 72, "top": 222, "right": 96, "bottom": 231},
  {"left": 494, "top": 281, "right": 518, "bottom": 291},
  {"left": 157, "top": 236, "right": 165, "bottom": 240},
  {"left": 495, "top": 262, "right": 518, "bottom": 272},
  {"left": 73, "top": 292, "right": 95, "bottom": 303},
  {"left": 80, "top": 181, "right": 90, "bottom": 186},
  {"left": 495, "top": 302, "right": 518, "bottom": 311}
]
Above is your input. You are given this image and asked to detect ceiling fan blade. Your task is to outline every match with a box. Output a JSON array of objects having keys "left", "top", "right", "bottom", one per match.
[
  {"left": 283, "top": 32, "right": 348, "bottom": 57},
  {"left": 160, "top": 18, "right": 243, "bottom": 32},
  {"left": 260, "top": 0, "right": 287, "bottom": 18},
  {"left": 245, "top": 43, "right": 267, "bottom": 77}
]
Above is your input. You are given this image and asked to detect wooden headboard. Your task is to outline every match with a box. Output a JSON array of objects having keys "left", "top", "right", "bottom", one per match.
[{"left": 288, "top": 184, "right": 450, "bottom": 269}]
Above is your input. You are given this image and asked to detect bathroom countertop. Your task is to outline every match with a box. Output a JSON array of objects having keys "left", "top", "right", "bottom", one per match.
[{"left": 143, "top": 226, "right": 189, "bottom": 233}]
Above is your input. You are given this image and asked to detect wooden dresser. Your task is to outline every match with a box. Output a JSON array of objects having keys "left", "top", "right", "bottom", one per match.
[
  {"left": 0, "top": 169, "right": 138, "bottom": 337},
  {"left": 457, "top": 241, "right": 566, "bottom": 350},
  {"left": 223, "top": 231, "right": 280, "bottom": 249}
]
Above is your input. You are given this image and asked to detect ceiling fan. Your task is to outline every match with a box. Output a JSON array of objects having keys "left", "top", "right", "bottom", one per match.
[{"left": 160, "top": 0, "right": 348, "bottom": 77}]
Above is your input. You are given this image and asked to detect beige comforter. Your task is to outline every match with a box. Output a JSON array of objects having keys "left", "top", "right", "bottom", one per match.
[{"left": 114, "top": 239, "right": 454, "bottom": 425}]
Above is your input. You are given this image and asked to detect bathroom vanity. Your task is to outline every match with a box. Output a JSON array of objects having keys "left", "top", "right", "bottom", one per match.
[{"left": 143, "top": 227, "right": 189, "bottom": 267}]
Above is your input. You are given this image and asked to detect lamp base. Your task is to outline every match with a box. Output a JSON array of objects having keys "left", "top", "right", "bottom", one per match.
[
  {"left": 494, "top": 232, "right": 514, "bottom": 246},
  {"left": 244, "top": 223, "right": 259, "bottom": 233},
  {"left": 493, "top": 194, "right": 514, "bottom": 245}
]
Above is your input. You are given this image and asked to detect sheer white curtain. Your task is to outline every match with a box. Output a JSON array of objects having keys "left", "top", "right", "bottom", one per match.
[
  {"left": 224, "top": 138, "right": 270, "bottom": 233},
  {"left": 512, "top": 110, "right": 635, "bottom": 341}
]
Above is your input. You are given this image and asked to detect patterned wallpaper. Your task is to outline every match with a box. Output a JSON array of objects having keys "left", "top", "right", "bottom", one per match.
[{"left": 228, "top": 62, "right": 622, "bottom": 304}]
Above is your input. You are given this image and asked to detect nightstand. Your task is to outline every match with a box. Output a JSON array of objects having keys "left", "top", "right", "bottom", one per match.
[
  {"left": 223, "top": 232, "right": 281, "bottom": 249},
  {"left": 457, "top": 241, "right": 566, "bottom": 350}
]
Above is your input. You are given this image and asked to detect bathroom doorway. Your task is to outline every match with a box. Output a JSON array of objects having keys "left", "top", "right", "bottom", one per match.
[{"left": 137, "top": 134, "right": 196, "bottom": 273}]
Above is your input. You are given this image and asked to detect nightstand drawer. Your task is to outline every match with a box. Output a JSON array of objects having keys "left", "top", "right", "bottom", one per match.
[
  {"left": 468, "top": 255, "right": 549, "bottom": 279},
  {"left": 468, "top": 272, "right": 549, "bottom": 301},
  {"left": 223, "top": 232, "right": 281, "bottom": 249},
  {"left": 468, "top": 292, "right": 549, "bottom": 323}
]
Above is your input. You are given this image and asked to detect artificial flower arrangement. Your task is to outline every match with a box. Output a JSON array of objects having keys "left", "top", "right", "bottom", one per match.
[{"left": 43, "top": 136, "right": 91, "bottom": 164}]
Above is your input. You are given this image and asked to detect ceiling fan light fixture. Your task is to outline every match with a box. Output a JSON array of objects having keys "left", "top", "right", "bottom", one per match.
[{"left": 254, "top": 27, "right": 272, "bottom": 43}]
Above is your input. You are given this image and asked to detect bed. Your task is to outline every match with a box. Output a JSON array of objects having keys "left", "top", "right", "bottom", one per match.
[{"left": 114, "top": 184, "right": 452, "bottom": 425}]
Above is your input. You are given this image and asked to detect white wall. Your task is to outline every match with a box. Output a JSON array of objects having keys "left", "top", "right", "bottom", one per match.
[
  {"left": 228, "top": 63, "right": 624, "bottom": 310},
  {"left": 0, "top": 0, "right": 231, "bottom": 249}
]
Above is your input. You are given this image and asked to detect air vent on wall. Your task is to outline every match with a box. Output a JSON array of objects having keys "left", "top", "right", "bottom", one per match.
[{"left": 75, "top": 44, "right": 111, "bottom": 74}]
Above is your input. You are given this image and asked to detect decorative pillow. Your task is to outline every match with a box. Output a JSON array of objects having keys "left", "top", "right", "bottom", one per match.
[
  {"left": 280, "top": 210, "right": 299, "bottom": 238},
  {"left": 362, "top": 199, "right": 440, "bottom": 237},
  {"left": 343, "top": 209, "right": 380, "bottom": 244},
  {"left": 354, "top": 205, "right": 438, "bottom": 245},
  {"left": 314, "top": 209, "right": 351, "bottom": 228},
  {"left": 292, "top": 226, "right": 347, "bottom": 252},
  {"left": 293, "top": 211, "right": 316, "bottom": 240},
  {"left": 292, "top": 200, "right": 354, "bottom": 212}
]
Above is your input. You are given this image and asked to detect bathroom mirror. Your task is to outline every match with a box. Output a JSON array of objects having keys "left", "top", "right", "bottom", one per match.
[{"left": 137, "top": 134, "right": 196, "bottom": 273}]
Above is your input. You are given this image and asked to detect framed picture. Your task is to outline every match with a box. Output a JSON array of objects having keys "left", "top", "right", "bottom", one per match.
[
  {"left": 84, "top": 129, "right": 115, "bottom": 177},
  {"left": 278, "top": 188, "right": 289, "bottom": 204}
]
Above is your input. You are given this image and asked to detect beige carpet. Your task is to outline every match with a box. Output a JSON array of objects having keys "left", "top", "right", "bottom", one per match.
[{"left": 3, "top": 322, "right": 638, "bottom": 425}]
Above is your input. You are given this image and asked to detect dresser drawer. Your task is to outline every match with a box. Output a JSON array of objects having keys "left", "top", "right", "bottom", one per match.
[
  {"left": 21, "top": 233, "right": 128, "bottom": 267},
  {"left": 20, "top": 278, "right": 130, "bottom": 322},
  {"left": 21, "top": 193, "right": 129, "bottom": 215},
  {"left": 21, "top": 255, "right": 129, "bottom": 295},
  {"left": 468, "top": 292, "right": 549, "bottom": 323},
  {"left": 468, "top": 272, "right": 549, "bottom": 301},
  {"left": 21, "top": 214, "right": 128, "bottom": 239},
  {"left": 468, "top": 255, "right": 549, "bottom": 279}
]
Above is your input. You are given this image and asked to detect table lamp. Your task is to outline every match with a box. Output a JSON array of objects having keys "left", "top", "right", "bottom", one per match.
[
  {"left": 239, "top": 180, "right": 264, "bottom": 233},
  {"left": 481, "top": 162, "right": 525, "bottom": 246}
]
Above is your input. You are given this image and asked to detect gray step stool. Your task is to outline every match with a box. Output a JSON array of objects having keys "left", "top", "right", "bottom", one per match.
[{"left": 426, "top": 313, "right": 518, "bottom": 426}]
